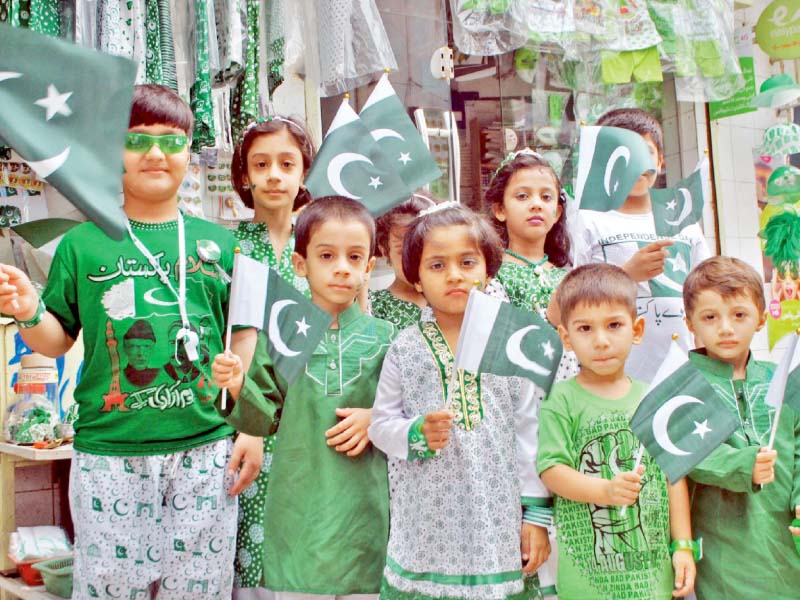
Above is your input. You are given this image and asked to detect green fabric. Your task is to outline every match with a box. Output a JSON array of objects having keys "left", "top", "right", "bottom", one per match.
[
  {"left": 495, "top": 261, "right": 566, "bottom": 317},
  {"left": 29, "top": 0, "right": 59, "bottom": 36},
  {"left": 42, "top": 216, "right": 236, "bottom": 456},
  {"left": 687, "top": 350, "right": 800, "bottom": 599},
  {"left": 538, "top": 378, "right": 673, "bottom": 600},
  {"left": 230, "top": 0, "right": 260, "bottom": 144},
  {"left": 369, "top": 288, "right": 421, "bottom": 329},
  {"left": 226, "top": 303, "right": 395, "bottom": 594},
  {"left": 386, "top": 555, "right": 521, "bottom": 585},
  {"left": 675, "top": 39, "right": 725, "bottom": 78},
  {"left": 600, "top": 47, "right": 663, "bottom": 85},
  {"left": 231, "top": 220, "right": 307, "bottom": 588},
  {"left": 407, "top": 415, "right": 435, "bottom": 461},
  {"left": 190, "top": 0, "right": 215, "bottom": 150},
  {"left": 144, "top": 0, "right": 162, "bottom": 85},
  {"left": 379, "top": 576, "right": 533, "bottom": 600}
]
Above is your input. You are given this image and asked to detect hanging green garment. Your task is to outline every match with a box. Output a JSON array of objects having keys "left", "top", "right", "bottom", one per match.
[
  {"left": 190, "top": 0, "right": 215, "bottom": 151},
  {"left": 267, "top": 0, "right": 285, "bottom": 94},
  {"left": 230, "top": 0, "right": 260, "bottom": 144},
  {"left": 29, "top": 0, "right": 60, "bottom": 36},
  {"left": 145, "top": 0, "right": 163, "bottom": 84},
  {"left": 157, "top": 0, "right": 177, "bottom": 90}
]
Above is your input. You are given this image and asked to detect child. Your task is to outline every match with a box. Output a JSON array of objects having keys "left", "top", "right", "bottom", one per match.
[
  {"left": 213, "top": 196, "right": 395, "bottom": 599},
  {"left": 538, "top": 263, "right": 696, "bottom": 600},
  {"left": 0, "top": 84, "right": 256, "bottom": 599},
  {"left": 682, "top": 256, "right": 800, "bottom": 599},
  {"left": 369, "top": 203, "right": 553, "bottom": 600},
  {"left": 229, "top": 114, "right": 315, "bottom": 596},
  {"left": 487, "top": 149, "right": 571, "bottom": 320},
  {"left": 574, "top": 108, "right": 710, "bottom": 383},
  {"left": 369, "top": 193, "right": 434, "bottom": 329}
]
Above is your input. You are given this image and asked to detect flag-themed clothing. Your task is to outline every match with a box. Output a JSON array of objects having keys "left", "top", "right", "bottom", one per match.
[
  {"left": 223, "top": 302, "right": 395, "bottom": 595},
  {"left": 231, "top": 222, "right": 308, "bottom": 590},
  {"left": 368, "top": 288, "right": 422, "bottom": 330},
  {"left": 42, "top": 216, "right": 236, "bottom": 455},
  {"left": 574, "top": 209, "right": 710, "bottom": 383},
  {"left": 538, "top": 378, "right": 674, "bottom": 600},
  {"left": 69, "top": 438, "right": 237, "bottom": 600},
  {"left": 687, "top": 350, "right": 800, "bottom": 600},
  {"left": 494, "top": 261, "right": 567, "bottom": 318},
  {"left": 369, "top": 309, "right": 553, "bottom": 600}
]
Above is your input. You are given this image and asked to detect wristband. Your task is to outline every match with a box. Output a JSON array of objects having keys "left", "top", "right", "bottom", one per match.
[
  {"left": 792, "top": 518, "right": 800, "bottom": 557},
  {"left": 670, "top": 538, "right": 703, "bottom": 562},
  {"left": 14, "top": 297, "right": 46, "bottom": 329}
]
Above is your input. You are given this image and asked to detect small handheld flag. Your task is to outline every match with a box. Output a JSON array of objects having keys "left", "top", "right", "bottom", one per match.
[
  {"left": 651, "top": 157, "right": 708, "bottom": 237},
  {"left": 764, "top": 329, "right": 800, "bottom": 449}
]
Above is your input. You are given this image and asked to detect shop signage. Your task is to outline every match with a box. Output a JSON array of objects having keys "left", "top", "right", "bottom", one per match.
[{"left": 756, "top": 0, "right": 800, "bottom": 59}]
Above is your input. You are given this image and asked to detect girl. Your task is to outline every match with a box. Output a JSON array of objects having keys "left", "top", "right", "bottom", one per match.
[
  {"left": 229, "top": 115, "right": 315, "bottom": 597},
  {"left": 368, "top": 204, "right": 553, "bottom": 600},
  {"left": 369, "top": 193, "right": 434, "bottom": 329},
  {"left": 486, "top": 150, "right": 570, "bottom": 323}
]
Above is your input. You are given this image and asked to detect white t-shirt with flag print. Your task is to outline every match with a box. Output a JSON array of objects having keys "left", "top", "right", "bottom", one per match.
[{"left": 574, "top": 209, "right": 711, "bottom": 383}]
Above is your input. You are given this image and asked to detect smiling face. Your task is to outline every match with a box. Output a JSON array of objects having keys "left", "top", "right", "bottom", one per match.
[
  {"left": 493, "top": 166, "right": 561, "bottom": 248},
  {"left": 122, "top": 123, "right": 190, "bottom": 209},
  {"left": 559, "top": 301, "right": 644, "bottom": 381},
  {"left": 414, "top": 225, "right": 488, "bottom": 320},
  {"left": 244, "top": 128, "right": 305, "bottom": 217},
  {"left": 292, "top": 218, "right": 375, "bottom": 318},
  {"left": 686, "top": 290, "right": 765, "bottom": 370}
]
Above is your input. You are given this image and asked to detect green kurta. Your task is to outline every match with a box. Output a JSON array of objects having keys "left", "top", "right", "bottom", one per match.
[
  {"left": 687, "top": 350, "right": 800, "bottom": 600},
  {"left": 224, "top": 302, "right": 395, "bottom": 594},
  {"left": 494, "top": 261, "right": 567, "bottom": 317},
  {"left": 368, "top": 288, "right": 421, "bottom": 329}
]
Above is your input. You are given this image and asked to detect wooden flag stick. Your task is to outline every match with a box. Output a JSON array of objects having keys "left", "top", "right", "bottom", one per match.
[
  {"left": 619, "top": 444, "right": 645, "bottom": 517},
  {"left": 219, "top": 248, "right": 242, "bottom": 411}
]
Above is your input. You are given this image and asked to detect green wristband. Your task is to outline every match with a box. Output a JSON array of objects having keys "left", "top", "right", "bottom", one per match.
[
  {"left": 14, "top": 297, "right": 45, "bottom": 329},
  {"left": 670, "top": 538, "right": 703, "bottom": 562}
]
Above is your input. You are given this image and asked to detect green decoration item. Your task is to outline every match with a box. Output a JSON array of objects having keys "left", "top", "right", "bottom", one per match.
[
  {"left": 766, "top": 165, "right": 800, "bottom": 197},
  {"left": 751, "top": 73, "right": 800, "bottom": 109},
  {"left": 756, "top": 0, "right": 800, "bottom": 59},
  {"left": 758, "top": 122, "right": 800, "bottom": 156},
  {"left": 763, "top": 211, "right": 800, "bottom": 278}
]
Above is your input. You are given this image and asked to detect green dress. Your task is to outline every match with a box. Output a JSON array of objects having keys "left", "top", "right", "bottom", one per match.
[
  {"left": 232, "top": 221, "right": 307, "bottom": 588},
  {"left": 224, "top": 303, "right": 395, "bottom": 594},
  {"left": 368, "top": 288, "right": 422, "bottom": 330},
  {"left": 687, "top": 350, "right": 800, "bottom": 600},
  {"left": 494, "top": 260, "right": 567, "bottom": 317}
]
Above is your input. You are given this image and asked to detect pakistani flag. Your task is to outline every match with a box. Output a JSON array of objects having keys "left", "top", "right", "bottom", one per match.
[
  {"left": 652, "top": 157, "right": 708, "bottom": 236},
  {"left": 649, "top": 242, "right": 692, "bottom": 298},
  {"left": 304, "top": 98, "right": 411, "bottom": 217},
  {"left": 454, "top": 290, "right": 562, "bottom": 392},
  {"left": 630, "top": 340, "right": 739, "bottom": 482},
  {"left": 227, "top": 253, "right": 331, "bottom": 385},
  {"left": 0, "top": 25, "right": 135, "bottom": 240},
  {"left": 765, "top": 331, "right": 800, "bottom": 414},
  {"left": 359, "top": 73, "right": 441, "bottom": 191},
  {"left": 574, "top": 126, "right": 657, "bottom": 212}
]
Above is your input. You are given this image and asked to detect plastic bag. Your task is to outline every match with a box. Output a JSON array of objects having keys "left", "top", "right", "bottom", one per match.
[
  {"left": 4, "top": 393, "right": 59, "bottom": 444},
  {"left": 451, "top": 0, "right": 528, "bottom": 55}
]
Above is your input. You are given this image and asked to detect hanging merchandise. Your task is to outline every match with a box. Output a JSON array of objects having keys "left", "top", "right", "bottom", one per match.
[
  {"left": 751, "top": 73, "right": 800, "bottom": 109},
  {"left": 213, "top": 0, "right": 245, "bottom": 80},
  {"left": 230, "top": 0, "right": 260, "bottom": 145},
  {"left": 0, "top": 0, "right": 62, "bottom": 36},
  {"left": 758, "top": 122, "right": 800, "bottom": 155},
  {"left": 594, "top": 0, "right": 663, "bottom": 85},
  {"left": 451, "top": 0, "right": 527, "bottom": 55},
  {"left": 96, "top": 0, "right": 147, "bottom": 82},
  {"left": 189, "top": 0, "right": 215, "bottom": 151},
  {"left": 708, "top": 24, "right": 756, "bottom": 120},
  {"left": 267, "top": 0, "right": 287, "bottom": 94},
  {"left": 144, "top": 0, "right": 178, "bottom": 91},
  {"left": 313, "top": 0, "right": 397, "bottom": 96}
]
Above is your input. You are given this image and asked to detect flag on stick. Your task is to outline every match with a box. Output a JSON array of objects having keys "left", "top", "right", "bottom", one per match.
[
  {"left": 651, "top": 157, "right": 708, "bottom": 236},
  {"left": 0, "top": 25, "right": 135, "bottom": 240},
  {"left": 765, "top": 330, "right": 800, "bottom": 448},
  {"left": 227, "top": 254, "right": 331, "bottom": 385},
  {"left": 454, "top": 289, "right": 562, "bottom": 392},
  {"left": 630, "top": 339, "right": 739, "bottom": 482},
  {"left": 574, "top": 126, "right": 656, "bottom": 212}
]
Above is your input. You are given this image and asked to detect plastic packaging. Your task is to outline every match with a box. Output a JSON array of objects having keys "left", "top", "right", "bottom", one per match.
[{"left": 4, "top": 354, "right": 59, "bottom": 444}]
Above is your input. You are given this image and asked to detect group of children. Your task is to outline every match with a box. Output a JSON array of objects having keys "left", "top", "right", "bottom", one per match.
[{"left": 0, "top": 83, "right": 798, "bottom": 600}]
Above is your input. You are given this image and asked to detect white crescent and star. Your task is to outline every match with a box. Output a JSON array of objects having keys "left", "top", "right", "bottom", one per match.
[
  {"left": 327, "top": 152, "right": 373, "bottom": 200},
  {"left": 295, "top": 317, "right": 310, "bottom": 336},
  {"left": 505, "top": 325, "right": 551, "bottom": 377},
  {"left": 604, "top": 146, "right": 631, "bottom": 197},
  {"left": 652, "top": 395, "right": 703, "bottom": 456},
  {"left": 35, "top": 83, "right": 73, "bottom": 120},
  {"left": 371, "top": 128, "right": 405, "bottom": 142},
  {"left": 665, "top": 188, "right": 694, "bottom": 226},
  {"left": 268, "top": 300, "right": 301, "bottom": 357},
  {"left": 27, "top": 146, "right": 71, "bottom": 179},
  {"left": 0, "top": 72, "right": 22, "bottom": 83},
  {"left": 143, "top": 287, "right": 180, "bottom": 307}
]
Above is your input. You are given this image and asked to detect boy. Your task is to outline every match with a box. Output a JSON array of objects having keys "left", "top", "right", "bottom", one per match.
[
  {"left": 0, "top": 84, "right": 258, "bottom": 599},
  {"left": 683, "top": 256, "right": 800, "bottom": 599},
  {"left": 213, "top": 196, "right": 395, "bottom": 600},
  {"left": 574, "top": 108, "right": 711, "bottom": 383},
  {"left": 538, "top": 263, "right": 696, "bottom": 600}
]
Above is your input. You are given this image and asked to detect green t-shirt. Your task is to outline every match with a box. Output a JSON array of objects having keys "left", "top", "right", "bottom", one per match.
[
  {"left": 538, "top": 378, "right": 673, "bottom": 600},
  {"left": 43, "top": 216, "right": 236, "bottom": 456}
]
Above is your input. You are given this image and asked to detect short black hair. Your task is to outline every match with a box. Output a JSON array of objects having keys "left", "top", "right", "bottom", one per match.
[
  {"left": 129, "top": 84, "right": 193, "bottom": 135},
  {"left": 294, "top": 196, "right": 376, "bottom": 258},
  {"left": 375, "top": 193, "right": 435, "bottom": 257},
  {"left": 557, "top": 263, "right": 638, "bottom": 323},
  {"left": 402, "top": 204, "right": 503, "bottom": 285},
  {"left": 597, "top": 108, "right": 663, "bottom": 159}
]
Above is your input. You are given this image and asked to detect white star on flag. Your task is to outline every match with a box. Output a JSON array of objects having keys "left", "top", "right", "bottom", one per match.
[
  {"left": 692, "top": 419, "right": 712, "bottom": 439},
  {"left": 666, "top": 199, "right": 677, "bottom": 210},
  {"left": 667, "top": 253, "right": 688, "bottom": 274},
  {"left": 35, "top": 83, "right": 73, "bottom": 121},
  {"left": 398, "top": 152, "right": 412, "bottom": 165},
  {"left": 542, "top": 340, "right": 555, "bottom": 360},
  {"left": 368, "top": 176, "right": 382, "bottom": 189},
  {"left": 295, "top": 317, "right": 311, "bottom": 337}
]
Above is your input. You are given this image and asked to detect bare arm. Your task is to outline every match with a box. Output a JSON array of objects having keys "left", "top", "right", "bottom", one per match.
[
  {"left": 540, "top": 463, "right": 642, "bottom": 506},
  {"left": 668, "top": 478, "right": 696, "bottom": 597}
]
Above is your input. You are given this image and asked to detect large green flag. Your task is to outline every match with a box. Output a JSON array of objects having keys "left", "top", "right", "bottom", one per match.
[
  {"left": 574, "top": 126, "right": 656, "bottom": 212},
  {"left": 455, "top": 290, "right": 563, "bottom": 392},
  {"left": 0, "top": 25, "right": 135, "bottom": 240},
  {"left": 630, "top": 340, "right": 738, "bottom": 482},
  {"left": 305, "top": 98, "right": 412, "bottom": 217},
  {"left": 359, "top": 73, "right": 441, "bottom": 192},
  {"left": 651, "top": 157, "right": 708, "bottom": 236},
  {"left": 228, "top": 254, "right": 331, "bottom": 385}
]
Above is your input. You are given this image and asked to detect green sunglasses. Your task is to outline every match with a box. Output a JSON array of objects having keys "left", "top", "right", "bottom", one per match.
[{"left": 125, "top": 133, "right": 188, "bottom": 154}]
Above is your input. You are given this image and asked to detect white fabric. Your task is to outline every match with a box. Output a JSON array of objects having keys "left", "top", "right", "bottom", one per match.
[{"left": 573, "top": 209, "right": 711, "bottom": 383}]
